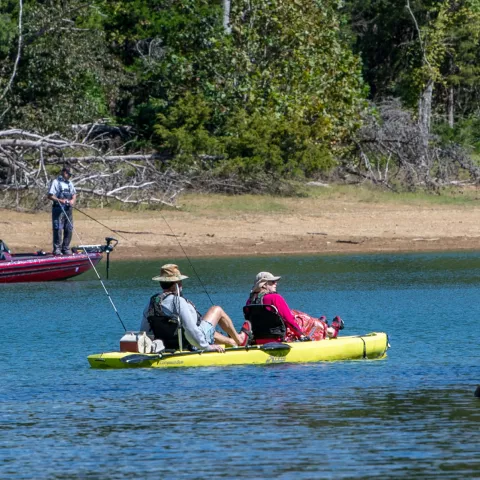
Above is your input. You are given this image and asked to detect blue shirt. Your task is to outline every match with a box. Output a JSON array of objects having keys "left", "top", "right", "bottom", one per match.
[{"left": 48, "top": 176, "right": 76, "bottom": 202}]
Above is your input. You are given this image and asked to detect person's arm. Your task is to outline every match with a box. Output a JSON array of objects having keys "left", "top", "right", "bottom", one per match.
[
  {"left": 177, "top": 297, "right": 211, "bottom": 350},
  {"left": 47, "top": 180, "right": 64, "bottom": 204},
  {"left": 47, "top": 191, "right": 68, "bottom": 206},
  {"left": 70, "top": 183, "right": 77, "bottom": 207},
  {"left": 139, "top": 303, "right": 153, "bottom": 335},
  {"left": 269, "top": 294, "right": 305, "bottom": 338}
]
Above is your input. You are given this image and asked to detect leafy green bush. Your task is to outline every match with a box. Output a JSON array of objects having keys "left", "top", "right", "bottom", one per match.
[
  {"left": 153, "top": 92, "right": 336, "bottom": 179},
  {"left": 433, "top": 117, "right": 480, "bottom": 152}
]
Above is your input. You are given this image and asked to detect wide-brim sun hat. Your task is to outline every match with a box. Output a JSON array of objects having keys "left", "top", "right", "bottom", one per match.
[
  {"left": 252, "top": 271, "right": 281, "bottom": 292},
  {"left": 152, "top": 263, "right": 189, "bottom": 282}
]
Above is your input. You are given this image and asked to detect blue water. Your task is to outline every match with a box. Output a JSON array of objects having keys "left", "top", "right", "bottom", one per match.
[{"left": 1, "top": 252, "right": 480, "bottom": 479}]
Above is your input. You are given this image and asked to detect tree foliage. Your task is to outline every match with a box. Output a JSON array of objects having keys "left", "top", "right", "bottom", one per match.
[
  {"left": 150, "top": 0, "right": 366, "bottom": 178},
  {"left": 1, "top": 0, "right": 123, "bottom": 133},
  {"left": 345, "top": 0, "right": 480, "bottom": 127},
  {"left": 0, "top": 0, "right": 479, "bottom": 200}
]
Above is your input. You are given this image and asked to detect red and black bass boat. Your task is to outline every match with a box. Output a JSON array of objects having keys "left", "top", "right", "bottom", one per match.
[{"left": 0, "top": 237, "right": 117, "bottom": 283}]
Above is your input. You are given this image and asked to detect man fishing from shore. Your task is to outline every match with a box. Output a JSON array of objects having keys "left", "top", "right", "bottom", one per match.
[
  {"left": 140, "top": 264, "right": 252, "bottom": 352},
  {"left": 47, "top": 166, "right": 77, "bottom": 255}
]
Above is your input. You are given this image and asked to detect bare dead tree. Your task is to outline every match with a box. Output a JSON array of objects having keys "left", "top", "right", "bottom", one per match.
[
  {"left": 0, "top": 129, "right": 185, "bottom": 209},
  {"left": 0, "top": 123, "right": 295, "bottom": 210},
  {"left": 406, "top": 0, "right": 434, "bottom": 152},
  {"left": 343, "top": 99, "right": 480, "bottom": 190}
]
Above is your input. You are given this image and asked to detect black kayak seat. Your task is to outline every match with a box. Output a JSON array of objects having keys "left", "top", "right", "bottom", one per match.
[
  {"left": 148, "top": 314, "right": 190, "bottom": 351},
  {"left": 243, "top": 304, "right": 287, "bottom": 341}
]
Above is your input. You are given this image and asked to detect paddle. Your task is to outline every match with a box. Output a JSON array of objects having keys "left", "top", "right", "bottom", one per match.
[
  {"left": 120, "top": 342, "right": 291, "bottom": 364},
  {"left": 121, "top": 354, "right": 163, "bottom": 364}
]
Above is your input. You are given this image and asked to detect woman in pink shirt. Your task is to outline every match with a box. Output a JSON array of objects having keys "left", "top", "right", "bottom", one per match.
[{"left": 246, "top": 271, "right": 343, "bottom": 343}]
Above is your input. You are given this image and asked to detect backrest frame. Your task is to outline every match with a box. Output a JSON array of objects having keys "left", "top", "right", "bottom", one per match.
[{"left": 243, "top": 303, "right": 287, "bottom": 340}]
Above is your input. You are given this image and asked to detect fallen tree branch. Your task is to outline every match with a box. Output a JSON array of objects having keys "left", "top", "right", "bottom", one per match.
[{"left": 75, "top": 187, "right": 179, "bottom": 208}]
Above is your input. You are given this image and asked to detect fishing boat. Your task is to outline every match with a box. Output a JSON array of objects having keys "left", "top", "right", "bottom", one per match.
[
  {"left": 88, "top": 332, "right": 389, "bottom": 369},
  {"left": 0, "top": 237, "right": 117, "bottom": 283}
]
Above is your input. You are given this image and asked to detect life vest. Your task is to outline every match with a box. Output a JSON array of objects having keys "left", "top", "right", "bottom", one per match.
[
  {"left": 246, "top": 292, "right": 286, "bottom": 341},
  {"left": 146, "top": 292, "right": 200, "bottom": 350}
]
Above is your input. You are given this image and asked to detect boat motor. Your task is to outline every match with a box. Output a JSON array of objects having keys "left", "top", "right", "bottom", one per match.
[
  {"left": 72, "top": 237, "right": 118, "bottom": 279},
  {"left": 104, "top": 237, "right": 118, "bottom": 279}
]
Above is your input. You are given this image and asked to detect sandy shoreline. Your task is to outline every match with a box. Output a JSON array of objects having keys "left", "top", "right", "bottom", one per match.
[{"left": 1, "top": 197, "right": 479, "bottom": 259}]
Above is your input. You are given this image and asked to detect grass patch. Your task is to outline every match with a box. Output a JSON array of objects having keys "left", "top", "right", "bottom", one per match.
[
  {"left": 175, "top": 184, "right": 479, "bottom": 218},
  {"left": 180, "top": 193, "right": 289, "bottom": 215},
  {"left": 4, "top": 183, "right": 478, "bottom": 215},
  {"left": 299, "top": 184, "right": 480, "bottom": 207}
]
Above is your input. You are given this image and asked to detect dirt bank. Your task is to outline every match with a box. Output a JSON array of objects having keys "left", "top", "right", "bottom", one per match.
[{"left": 1, "top": 196, "right": 479, "bottom": 258}]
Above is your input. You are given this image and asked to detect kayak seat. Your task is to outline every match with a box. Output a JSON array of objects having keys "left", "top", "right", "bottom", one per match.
[
  {"left": 243, "top": 304, "right": 286, "bottom": 345},
  {"left": 147, "top": 314, "right": 192, "bottom": 351}
]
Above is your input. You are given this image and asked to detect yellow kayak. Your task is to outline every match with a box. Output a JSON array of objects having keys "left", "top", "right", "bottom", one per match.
[{"left": 88, "top": 332, "right": 389, "bottom": 369}]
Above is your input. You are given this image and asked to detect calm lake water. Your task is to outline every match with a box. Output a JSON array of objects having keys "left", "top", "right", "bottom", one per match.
[{"left": 2, "top": 252, "right": 480, "bottom": 479}]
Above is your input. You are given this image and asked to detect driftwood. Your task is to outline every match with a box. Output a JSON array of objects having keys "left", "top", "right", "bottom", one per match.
[
  {"left": 0, "top": 129, "right": 184, "bottom": 209},
  {"left": 0, "top": 127, "right": 290, "bottom": 207}
]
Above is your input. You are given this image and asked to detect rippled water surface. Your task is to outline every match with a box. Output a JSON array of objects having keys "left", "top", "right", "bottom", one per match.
[{"left": 2, "top": 252, "right": 480, "bottom": 479}]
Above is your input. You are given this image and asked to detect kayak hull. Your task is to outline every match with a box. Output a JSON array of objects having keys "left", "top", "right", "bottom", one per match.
[{"left": 88, "top": 332, "right": 389, "bottom": 369}]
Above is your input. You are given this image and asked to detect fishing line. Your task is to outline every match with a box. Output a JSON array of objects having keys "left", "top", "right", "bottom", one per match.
[
  {"left": 73, "top": 206, "right": 129, "bottom": 241},
  {"left": 76, "top": 195, "right": 215, "bottom": 306},
  {"left": 73, "top": 205, "right": 145, "bottom": 280},
  {"left": 59, "top": 202, "right": 127, "bottom": 332},
  {"left": 158, "top": 209, "right": 214, "bottom": 306}
]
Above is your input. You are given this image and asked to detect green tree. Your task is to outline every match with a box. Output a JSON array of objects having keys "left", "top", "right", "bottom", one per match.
[
  {"left": 345, "top": 0, "right": 480, "bottom": 130},
  {"left": 1, "top": 0, "right": 122, "bottom": 133},
  {"left": 152, "top": 0, "right": 366, "bottom": 178}
]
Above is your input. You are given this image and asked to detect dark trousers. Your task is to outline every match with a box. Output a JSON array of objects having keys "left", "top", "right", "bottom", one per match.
[{"left": 52, "top": 206, "right": 73, "bottom": 253}]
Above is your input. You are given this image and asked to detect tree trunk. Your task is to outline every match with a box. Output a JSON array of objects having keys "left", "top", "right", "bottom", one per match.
[
  {"left": 417, "top": 79, "right": 434, "bottom": 185},
  {"left": 223, "top": 0, "right": 231, "bottom": 34},
  {"left": 447, "top": 85, "right": 454, "bottom": 128},
  {"left": 418, "top": 79, "right": 433, "bottom": 134},
  {"left": 418, "top": 79, "right": 433, "bottom": 152}
]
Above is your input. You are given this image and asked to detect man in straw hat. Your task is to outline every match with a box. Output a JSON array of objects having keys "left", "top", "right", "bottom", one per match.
[{"left": 140, "top": 264, "right": 252, "bottom": 352}]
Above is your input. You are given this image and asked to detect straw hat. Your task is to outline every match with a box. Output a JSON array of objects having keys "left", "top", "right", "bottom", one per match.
[
  {"left": 252, "top": 271, "right": 281, "bottom": 292},
  {"left": 152, "top": 264, "right": 189, "bottom": 282}
]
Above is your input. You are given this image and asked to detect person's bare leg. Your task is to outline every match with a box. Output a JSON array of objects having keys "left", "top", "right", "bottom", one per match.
[
  {"left": 214, "top": 331, "right": 236, "bottom": 346},
  {"left": 203, "top": 306, "right": 246, "bottom": 345}
]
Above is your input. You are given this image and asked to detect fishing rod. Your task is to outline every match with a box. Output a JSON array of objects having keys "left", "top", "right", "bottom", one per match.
[
  {"left": 73, "top": 206, "right": 129, "bottom": 242},
  {"left": 75, "top": 204, "right": 208, "bottom": 301},
  {"left": 59, "top": 202, "right": 127, "bottom": 332},
  {"left": 158, "top": 209, "right": 215, "bottom": 306},
  {"left": 78, "top": 197, "right": 214, "bottom": 307}
]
